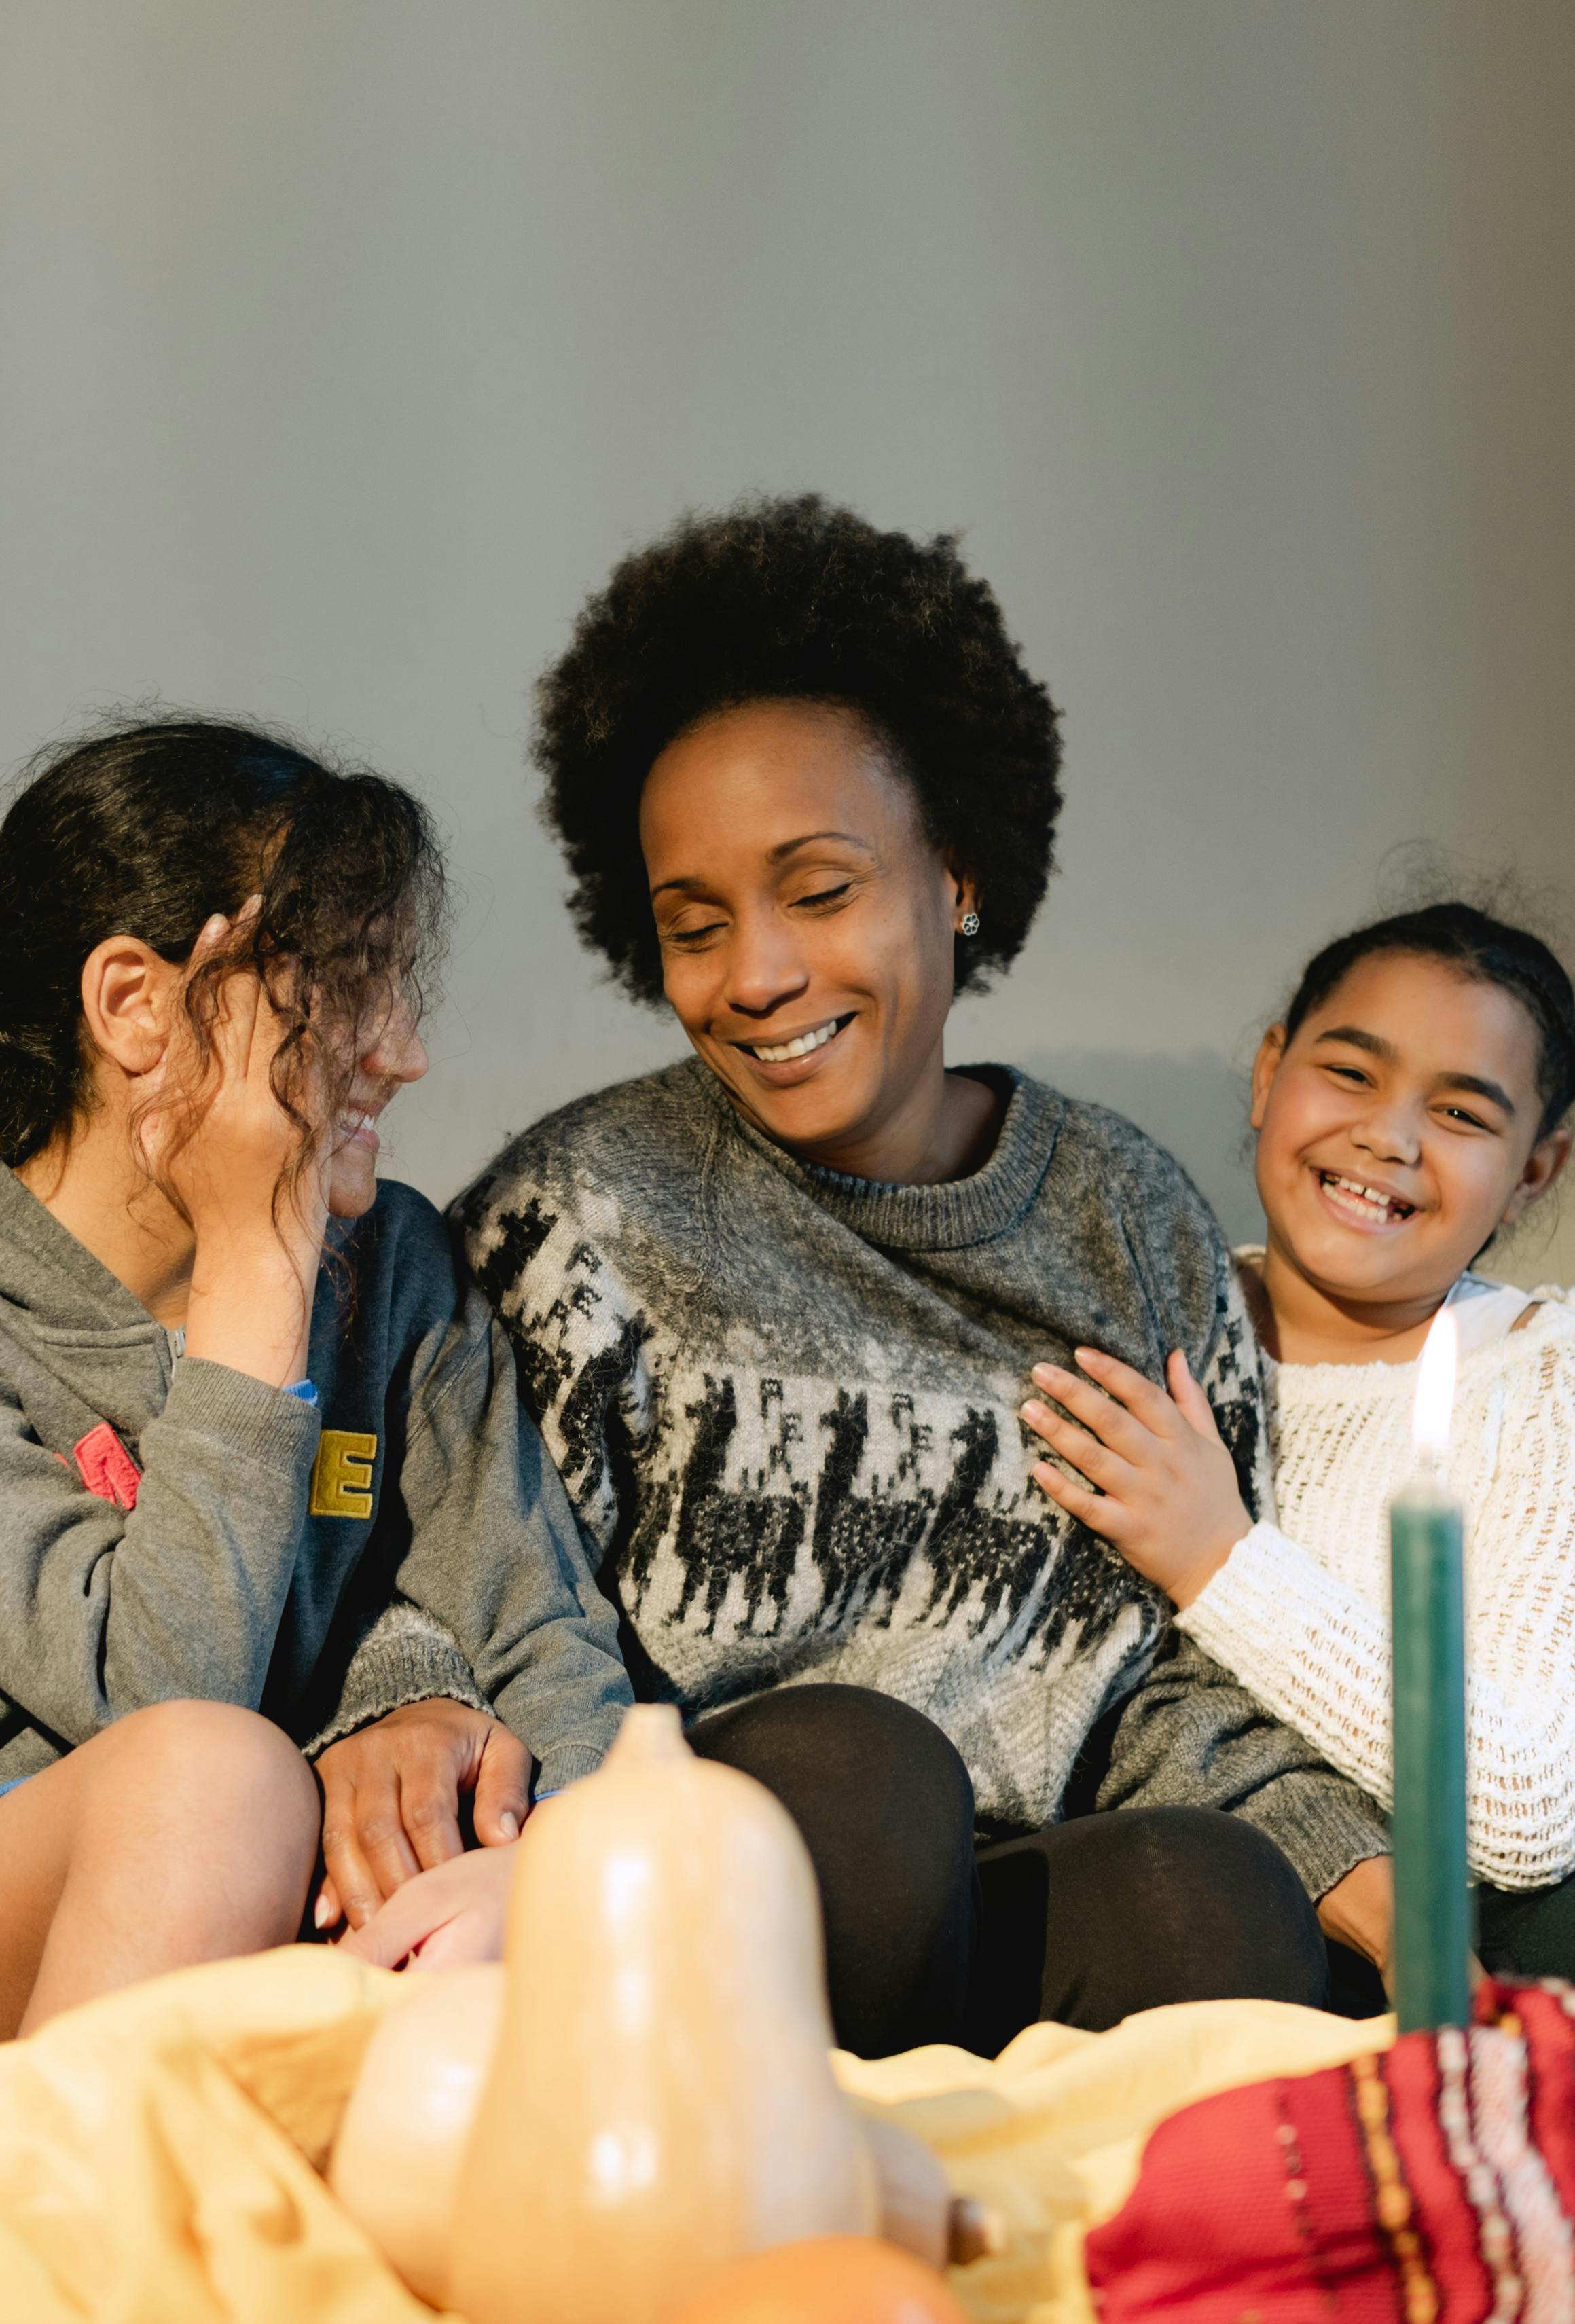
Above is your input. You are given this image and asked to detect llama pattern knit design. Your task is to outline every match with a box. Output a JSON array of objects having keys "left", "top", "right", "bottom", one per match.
[
  {"left": 456, "top": 1059, "right": 1391, "bottom": 1884},
  {"left": 1178, "top": 1265, "right": 1575, "bottom": 1890}
]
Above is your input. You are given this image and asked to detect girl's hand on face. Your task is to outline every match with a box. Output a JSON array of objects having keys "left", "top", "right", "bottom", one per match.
[
  {"left": 1021, "top": 1348, "right": 1253, "bottom": 1607},
  {"left": 147, "top": 906, "right": 330, "bottom": 1269},
  {"left": 148, "top": 906, "right": 334, "bottom": 1385}
]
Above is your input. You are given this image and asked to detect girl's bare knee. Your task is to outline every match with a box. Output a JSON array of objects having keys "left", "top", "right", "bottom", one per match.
[{"left": 103, "top": 1701, "right": 319, "bottom": 1870}]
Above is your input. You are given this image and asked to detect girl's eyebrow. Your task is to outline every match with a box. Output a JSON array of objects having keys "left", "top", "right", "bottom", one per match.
[
  {"left": 1313, "top": 1025, "right": 1516, "bottom": 1115},
  {"left": 1436, "top": 1070, "right": 1517, "bottom": 1116},
  {"left": 1313, "top": 1023, "right": 1393, "bottom": 1058}
]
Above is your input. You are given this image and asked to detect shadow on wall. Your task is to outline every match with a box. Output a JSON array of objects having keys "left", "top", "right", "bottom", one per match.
[
  {"left": 1022, "top": 1048, "right": 1263, "bottom": 1246},
  {"left": 1026, "top": 1049, "right": 1575, "bottom": 1294}
]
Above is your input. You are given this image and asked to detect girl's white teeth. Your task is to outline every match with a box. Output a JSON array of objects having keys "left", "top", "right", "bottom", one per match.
[
  {"left": 749, "top": 1019, "right": 843, "bottom": 1064},
  {"left": 1321, "top": 1172, "right": 1412, "bottom": 1218}
]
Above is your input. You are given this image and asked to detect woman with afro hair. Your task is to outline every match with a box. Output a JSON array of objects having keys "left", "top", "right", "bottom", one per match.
[{"left": 405, "top": 498, "right": 1395, "bottom": 2052}]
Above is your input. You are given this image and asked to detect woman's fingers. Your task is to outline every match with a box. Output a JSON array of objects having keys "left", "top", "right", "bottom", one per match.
[
  {"left": 395, "top": 1747, "right": 468, "bottom": 1874},
  {"left": 472, "top": 1726, "right": 532, "bottom": 1848},
  {"left": 320, "top": 1767, "right": 422, "bottom": 1929},
  {"left": 312, "top": 1873, "right": 342, "bottom": 1934}
]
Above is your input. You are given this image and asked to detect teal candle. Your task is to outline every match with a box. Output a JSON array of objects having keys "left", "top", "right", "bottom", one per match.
[{"left": 1390, "top": 1314, "right": 1471, "bottom": 2033}]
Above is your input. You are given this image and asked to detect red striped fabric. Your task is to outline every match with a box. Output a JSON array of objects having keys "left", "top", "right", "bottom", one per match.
[{"left": 1085, "top": 1979, "right": 1575, "bottom": 2324}]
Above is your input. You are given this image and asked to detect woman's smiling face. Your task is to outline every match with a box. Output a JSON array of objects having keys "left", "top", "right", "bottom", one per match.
[
  {"left": 1251, "top": 949, "right": 1566, "bottom": 1308},
  {"left": 639, "top": 700, "right": 972, "bottom": 1175}
]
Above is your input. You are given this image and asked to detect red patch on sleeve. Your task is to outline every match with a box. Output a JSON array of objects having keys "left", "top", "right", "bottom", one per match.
[{"left": 73, "top": 1422, "right": 141, "bottom": 1512}]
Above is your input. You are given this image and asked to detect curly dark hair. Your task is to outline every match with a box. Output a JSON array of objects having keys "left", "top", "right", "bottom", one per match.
[
  {"left": 536, "top": 494, "right": 1064, "bottom": 1003},
  {"left": 0, "top": 715, "right": 447, "bottom": 1192}
]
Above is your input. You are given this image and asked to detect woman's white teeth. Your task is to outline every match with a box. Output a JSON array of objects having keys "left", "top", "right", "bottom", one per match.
[
  {"left": 1321, "top": 1172, "right": 1412, "bottom": 1218},
  {"left": 749, "top": 1019, "right": 842, "bottom": 1064}
]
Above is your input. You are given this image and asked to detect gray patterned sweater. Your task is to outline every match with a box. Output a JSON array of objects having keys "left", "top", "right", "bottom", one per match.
[{"left": 456, "top": 1059, "right": 1390, "bottom": 1899}]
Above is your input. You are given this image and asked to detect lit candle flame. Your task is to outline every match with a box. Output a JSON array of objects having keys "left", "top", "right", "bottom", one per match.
[{"left": 1411, "top": 1308, "right": 1458, "bottom": 1464}]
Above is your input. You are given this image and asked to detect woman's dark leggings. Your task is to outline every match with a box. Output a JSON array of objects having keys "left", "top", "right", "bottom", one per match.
[{"left": 689, "top": 1681, "right": 1330, "bottom": 2057}]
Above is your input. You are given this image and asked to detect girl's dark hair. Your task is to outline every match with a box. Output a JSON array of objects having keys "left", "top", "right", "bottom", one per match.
[
  {"left": 1284, "top": 902, "right": 1575, "bottom": 1138},
  {"left": 0, "top": 715, "right": 447, "bottom": 1180},
  {"left": 536, "top": 493, "right": 1063, "bottom": 1004}
]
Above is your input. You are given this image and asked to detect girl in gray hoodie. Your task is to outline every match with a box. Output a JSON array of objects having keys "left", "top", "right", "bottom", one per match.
[{"left": 0, "top": 716, "right": 629, "bottom": 2033}]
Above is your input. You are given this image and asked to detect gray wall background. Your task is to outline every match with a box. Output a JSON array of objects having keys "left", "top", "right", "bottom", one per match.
[{"left": 4, "top": 1, "right": 1573, "bottom": 1284}]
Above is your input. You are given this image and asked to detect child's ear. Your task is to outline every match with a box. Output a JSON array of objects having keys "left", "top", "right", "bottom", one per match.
[
  {"left": 1249, "top": 1026, "right": 1288, "bottom": 1131},
  {"left": 79, "top": 936, "right": 181, "bottom": 1078},
  {"left": 1502, "top": 1124, "right": 1573, "bottom": 1226}
]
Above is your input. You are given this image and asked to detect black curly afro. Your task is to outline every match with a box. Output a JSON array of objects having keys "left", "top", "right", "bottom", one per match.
[{"left": 536, "top": 494, "right": 1064, "bottom": 1004}]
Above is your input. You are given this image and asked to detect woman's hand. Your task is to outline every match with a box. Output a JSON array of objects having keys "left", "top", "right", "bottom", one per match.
[
  {"left": 336, "top": 1840, "right": 520, "bottom": 1971},
  {"left": 1021, "top": 1347, "right": 1252, "bottom": 1606},
  {"left": 149, "top": 908, "right": 331, "bottom": 1385},
  {"left": 314, "top": 1699, "right": 533, "bottom": 1932}
]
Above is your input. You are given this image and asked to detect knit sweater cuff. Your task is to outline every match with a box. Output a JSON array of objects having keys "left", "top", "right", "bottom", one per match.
[
  {"left": 303, "top": 1603, "right": 488, "bottom": 1759},
  {"left": 1176, "top": 1520, "right": 1313, "bottom": 1679},
  {"left": 1233, "top": 1773, "right": 1391, "bottom": 1902}
]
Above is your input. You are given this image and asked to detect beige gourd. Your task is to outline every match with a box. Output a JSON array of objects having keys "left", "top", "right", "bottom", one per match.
[
  {"left": 327, "top": 1707, "right": 1004, "bottom": 2312},
  {"left": 329, "top": 1964, "right": 503, "bottom": 2308},
  {"left": 448, "top": 1704, "right": 877, "bottom": 2324}
]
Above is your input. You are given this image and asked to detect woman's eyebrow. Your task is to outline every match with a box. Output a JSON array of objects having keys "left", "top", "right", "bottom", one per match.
[
  {"left": 765, "top": 830, "right": 874, "bottom": 864},
  {"left": 650, "top": 832, "right": 875, "bottom": 901}
]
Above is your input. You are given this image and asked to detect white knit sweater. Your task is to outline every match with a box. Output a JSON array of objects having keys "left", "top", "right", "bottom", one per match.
[{"left": 1177, "top": 1261, "right": 1575, "bottom": 1891}]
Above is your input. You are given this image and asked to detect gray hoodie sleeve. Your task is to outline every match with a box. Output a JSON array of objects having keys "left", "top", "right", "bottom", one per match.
[
  {"left": 0, "top": 1362, "right": 321, "bottom": 1745},
  {"left": 367, "top": 1284, "right": 632, "bottom": 1792}
]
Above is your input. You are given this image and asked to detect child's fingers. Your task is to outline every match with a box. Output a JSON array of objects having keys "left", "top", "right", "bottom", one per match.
[
  {"left": 1028, "top": 1364, "right": 1151, "bottom": 1459},
  {"left": 1070, "top": 1347, "right": 1184, "bottom": 1435},
  {"left": 187, "top": 911, "right": 231, "bottom": 966},
  {"left": 1030, "top": 1457, "right": 1132, "bottom": 1544},
  {"left": 1166, "top": 1350, "right": 1225, "bottom": 1442},
  {"left": 337, "top": 1881, "right": 453, "bottom": 1971},
  {"left": 1021, "top": 1400, "right": 1136, "bottom": 1494},
  {"left": 206, "top": 956, "right": 263, "bottom": 1080},
  {"left": 472, "top": 1727, "right": 532, "bottom": 1847}
]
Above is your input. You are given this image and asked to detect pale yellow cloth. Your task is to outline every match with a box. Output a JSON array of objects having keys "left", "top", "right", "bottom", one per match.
[
  {"left": 838, "top": 2003, "right": 1394, "bottom": 2324},
  {"left": 0, "top": 1947, "right": 1393, "bottom": 2323}
]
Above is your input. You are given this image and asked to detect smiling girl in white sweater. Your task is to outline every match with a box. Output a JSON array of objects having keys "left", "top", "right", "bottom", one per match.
[{"left": 1022, "top": 901, "right": 1575, "bottom": 1989}]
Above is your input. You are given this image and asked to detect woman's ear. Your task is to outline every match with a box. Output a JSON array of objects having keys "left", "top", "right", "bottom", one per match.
[
  {"left": 1249, "top": 1025, "right": 1288, "bottom": 1131},
  {"left": 945, "top": 857, "right": 979, "bottom": 929},
  {"left": 1501, "top": 1123, "right": 1573, "bottom": 1227},
  {"left": 79, "top": 936, "right": 181, "bottom": 1080}
]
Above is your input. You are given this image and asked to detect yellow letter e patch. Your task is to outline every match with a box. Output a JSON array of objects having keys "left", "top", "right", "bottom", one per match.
[{"left": 309, "top": 1430, "right": 378, "bottom": 1519}]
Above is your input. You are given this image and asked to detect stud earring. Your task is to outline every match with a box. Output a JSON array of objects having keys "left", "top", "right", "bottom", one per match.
[{"left": 959, "top": 910, "right": 981, "bottom": 937}]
